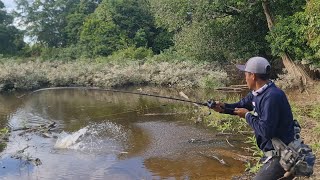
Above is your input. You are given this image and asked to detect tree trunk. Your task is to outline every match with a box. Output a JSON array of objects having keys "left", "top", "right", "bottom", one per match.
[{"left": 262, "top": 0, "right": 313, "bottom": 86}]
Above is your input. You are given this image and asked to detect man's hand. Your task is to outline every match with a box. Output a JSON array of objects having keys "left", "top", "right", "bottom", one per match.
[
  {"left": 211, "top": 101, "right": 225, "bottom": 113},
  {"left": 234, "top": 108, "right": 249, "bottom": 118}
]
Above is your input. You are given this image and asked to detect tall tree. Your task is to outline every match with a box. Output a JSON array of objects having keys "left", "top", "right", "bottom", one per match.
[
  {"left": 0, "top": 0, "right": 24, "bottom": 55},
  {"left": 262, "top": 0, "right": 314, "bottom": 84},
  {"left": 80, "top": 17, "right": 125, "bottom": 56},
  {"left": 149, "top": 0, "right": 270, "bottom": 62},
  {"left": 80, "top": 0, "right": 173, "bottom": 56},
  {"left": 65, "top": 0, "right": 101, "bottom": 45},
  {"left": 15, "top": 0, "right": 83, "bottom": 47}
]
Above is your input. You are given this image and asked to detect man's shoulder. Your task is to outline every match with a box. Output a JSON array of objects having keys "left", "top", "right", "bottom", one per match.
[{"left": 265, "top": 85, "right": 286, "bottom": 98}]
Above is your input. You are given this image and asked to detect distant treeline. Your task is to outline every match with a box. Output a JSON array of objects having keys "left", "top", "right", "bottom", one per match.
[{"left": 0, "top": 0, "right": 319, "bottom": 71}]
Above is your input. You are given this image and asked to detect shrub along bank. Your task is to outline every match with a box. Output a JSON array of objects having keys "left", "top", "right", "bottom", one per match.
[{"left": 0, "top": 58, "right": 228, "bottom": 92}]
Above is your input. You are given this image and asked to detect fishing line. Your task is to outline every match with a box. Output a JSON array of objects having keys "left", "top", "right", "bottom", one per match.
[
  {"left": 20, "top": 86, "right": 235, "bottom": 113},
  {"left": 94, "top": 104, "right": 168, "bottom": 119},
  {"left": 27, "top": 87, "right": 207, "bottom": 105}
]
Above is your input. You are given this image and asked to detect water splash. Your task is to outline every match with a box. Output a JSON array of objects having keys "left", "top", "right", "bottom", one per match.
[
  {"left": 54, "top": 127, "right": 88, "bottom": 149},
  {"left": 54, "top": 122, "right": 129, "bottom": 154}
]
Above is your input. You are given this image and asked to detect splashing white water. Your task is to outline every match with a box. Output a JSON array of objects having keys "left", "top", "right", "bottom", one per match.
[
  {"left": 54, "top": 127, "right": 88, "bottom": 149},
  {"left": 54, "top": 122, "right": 129, "bottom": 153}
]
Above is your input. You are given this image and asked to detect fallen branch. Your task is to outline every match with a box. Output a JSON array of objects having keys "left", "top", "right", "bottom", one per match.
[
  {"left": 235, "top": 154, "right": 254, "bottom": 162},
  {"left": 215, "top": 87, "right": 243, "bottom": 92},
  {"left": 188, "top": 138, "right": 218, "bottom": 144},
  {"left": 144, "top": 113, "right": 187, "bottom": 116},
  {"left": 226, "top": 139, "right": 234, "bottom": 147},
  {"left": 11, "top": 146, "right": 42, "bottom": 166},
  {"left": 199, "top": 152, "right": 228, "bottom": 166},
  {"left": 216, "top": 131, "right": 252, "bottom": 136},
  {"left": 13, "top": 122, "right": 57, "bottom": 132},
  {"left": 229, "top": 84, "right": 248, "bottom": 88}
]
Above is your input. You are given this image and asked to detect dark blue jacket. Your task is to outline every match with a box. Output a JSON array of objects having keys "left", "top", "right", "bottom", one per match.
[{"left": 224, "top": 83, "right": 295, "bottom": 152}]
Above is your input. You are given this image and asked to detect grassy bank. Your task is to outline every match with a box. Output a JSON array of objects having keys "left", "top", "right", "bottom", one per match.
[{"left": 0, "top": 58, "right": 228, "bottom": 92}]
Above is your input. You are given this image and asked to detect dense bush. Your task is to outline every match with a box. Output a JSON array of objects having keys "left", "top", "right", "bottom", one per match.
[{"left": 0, "top": 59, "right": 228, "bottom": 91}]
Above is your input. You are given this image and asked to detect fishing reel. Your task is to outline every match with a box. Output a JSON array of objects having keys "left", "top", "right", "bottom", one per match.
[
  {"left": 206, "top": 99, "right": 217, "bottom": 109},
  {"left": 204, "top": 99, "right": 235, "bottom": 115}
]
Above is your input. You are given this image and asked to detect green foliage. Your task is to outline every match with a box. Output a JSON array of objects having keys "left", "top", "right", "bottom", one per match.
[
  {"left": 5, "top": 0, "right": 319, "bottom": 77},
  {"left": 266, "top": 0, "right": 320, "bottom": 68},
  {"left": 205, "top": 111, "right": 247, "bottom": 132},
  {"left": 150, "top": 0, "right": 271, "bottom": 62},
  {"left": 148, "top": 0, "right": 190, "bottom": 31},
  {"left": 80, "top": 17, "right": 125, "bottom": 57},
  {"left": 199, "top": 75, "right": 225, "bottom": 89},
  {"left": 65, "top": 0, "right": 100, "bottom": 45},
  {"left": 15, "top": 0, "right": 68, "bottom": 47},
  {"left": 106, "top": 47, "right": 154, "bottom": 62},
  {"left": 147, "top": 48, "right": 194, "bottom": 63},
  {"left": 0, "top": 127, "right": 8, "bottom": 135},
  {"left": 0, "top": 1, "right": 25, "bottom": 55},
  {"left": 0, "top": 1, "right": 13, "bottom": 25},
  {"left": 290, "top": 103, "right": 305, "bottom": 121},
  {"left": 77, "top": 0, "right": 173, "bottom": 57},
  {"left": 38, "top": 45, "right": 88, "bottom": 61},
  {"left": 65, "top": 13, "right": 86, "bottom": 45},
  {"left": 244, "top": 135, "right": 264, "bottom": 173},
  {"left": 266, "top": 13, "right": 314, "bottom": 61},
  {"left": 15, "top": 0, "right": 101, "bottom": 47},
  {"left": 269, "top": 0, "right": 306, "bottom": 18},
  {"left": 305, "top": 0, "right": 320, "bottom": 65},
  {"left": 151, "top": 28, "right": 174, "bottom": 54},
  {"left": 0, "top": 127, "right": 9, "bottom": 152},
  {"left": 245, "top": 160, "right": 263, "bottom": 174},
  {"left": 200, "top": 95, "right": 248, "bottom": 132},
  {"left": 310, "top": 142, "right": 320, "bottom": 154},
  {"left": 309, "top": 104, "right": 320, "bottom": 120}
]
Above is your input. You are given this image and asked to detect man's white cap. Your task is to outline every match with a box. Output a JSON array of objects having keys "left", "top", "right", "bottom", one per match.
[{"left": 236, "top": 57, "right": 271, "bottom": 74}]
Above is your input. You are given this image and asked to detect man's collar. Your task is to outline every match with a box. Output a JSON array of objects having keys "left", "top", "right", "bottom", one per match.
[{"left": 252, "top": 81, "right": 273, "bottom": 96}]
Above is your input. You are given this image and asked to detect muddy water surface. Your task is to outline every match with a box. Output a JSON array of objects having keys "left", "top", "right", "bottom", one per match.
[{"left": 0, "top": 87, "right": 248, "bottom": 180}]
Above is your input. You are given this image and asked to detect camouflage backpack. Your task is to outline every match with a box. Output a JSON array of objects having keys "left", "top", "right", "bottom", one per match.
[{"left": 272, "top": 120, "right": 315, "bottom": 177}]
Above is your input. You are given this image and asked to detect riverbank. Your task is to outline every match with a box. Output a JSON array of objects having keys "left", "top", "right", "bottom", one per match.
[{"left": 0, "top": 59, "right": 228, "bottom": 92}]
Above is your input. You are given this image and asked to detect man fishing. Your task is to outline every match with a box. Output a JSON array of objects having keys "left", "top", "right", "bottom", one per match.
[{"left": 211, "top": 57, "right": 295, "bottom": 179}]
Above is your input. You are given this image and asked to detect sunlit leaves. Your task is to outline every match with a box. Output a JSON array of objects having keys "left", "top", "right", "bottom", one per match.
[{"left": 266, "top": 0, "right": 320, "bottom": 67}]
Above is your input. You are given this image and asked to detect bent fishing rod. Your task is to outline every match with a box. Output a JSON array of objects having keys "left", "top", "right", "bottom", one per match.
[{"left": 27, "top": 87, "right": 235, "bottom": 113}]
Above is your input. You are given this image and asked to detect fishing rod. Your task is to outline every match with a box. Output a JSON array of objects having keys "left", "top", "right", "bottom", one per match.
[{"left": 27, "top": 87, "right": 235, "bottom": 113}]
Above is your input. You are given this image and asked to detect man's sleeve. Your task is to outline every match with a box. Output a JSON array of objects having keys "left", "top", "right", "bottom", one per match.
[
  {"left": 245, "top": 94, "right": 280, "bottom": 139},
  {"left": 224, "top": 92, "right": 254, "bottom": 111}
]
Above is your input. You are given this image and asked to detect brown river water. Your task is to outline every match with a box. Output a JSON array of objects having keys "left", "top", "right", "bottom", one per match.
[{"left": 0, "top": 87, "right": 249, "bottom": 180}]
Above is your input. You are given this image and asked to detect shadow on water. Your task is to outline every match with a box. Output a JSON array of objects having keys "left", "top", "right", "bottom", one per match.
[{"left": 0, "top": 87, "right": 249, "bottom": 180}]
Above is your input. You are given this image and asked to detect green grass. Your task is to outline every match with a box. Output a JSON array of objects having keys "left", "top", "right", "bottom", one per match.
[
  {"left": 244, "top": 135, "right": 264, "bottom": 173},
  {"left": 309, "top": 104, "right": 320, "bottom": 120},
  {"left": 199, "top": 95, "right": 249, "bottom": 132},
  {"left": 0, "top": 127, "right": 9, "bottom": 152}
]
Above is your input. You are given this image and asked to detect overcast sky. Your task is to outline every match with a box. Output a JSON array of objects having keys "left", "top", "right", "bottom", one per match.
[{"left": 3, "top": 0, "right": 16, "bottom": 12}]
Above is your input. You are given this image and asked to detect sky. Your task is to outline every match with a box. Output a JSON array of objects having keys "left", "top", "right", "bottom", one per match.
[{"left": 3, "top": 0, "right": 16, "bottom": 12}]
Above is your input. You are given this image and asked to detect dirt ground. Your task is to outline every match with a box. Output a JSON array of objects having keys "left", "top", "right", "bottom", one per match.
[{"left": 286, "top": 83, "right": 320, "bottom": 180}]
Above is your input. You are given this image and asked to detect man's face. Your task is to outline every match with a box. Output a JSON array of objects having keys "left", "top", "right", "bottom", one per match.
[{"left": 245, "top": 72, "right": 254, "bottom": 90}]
